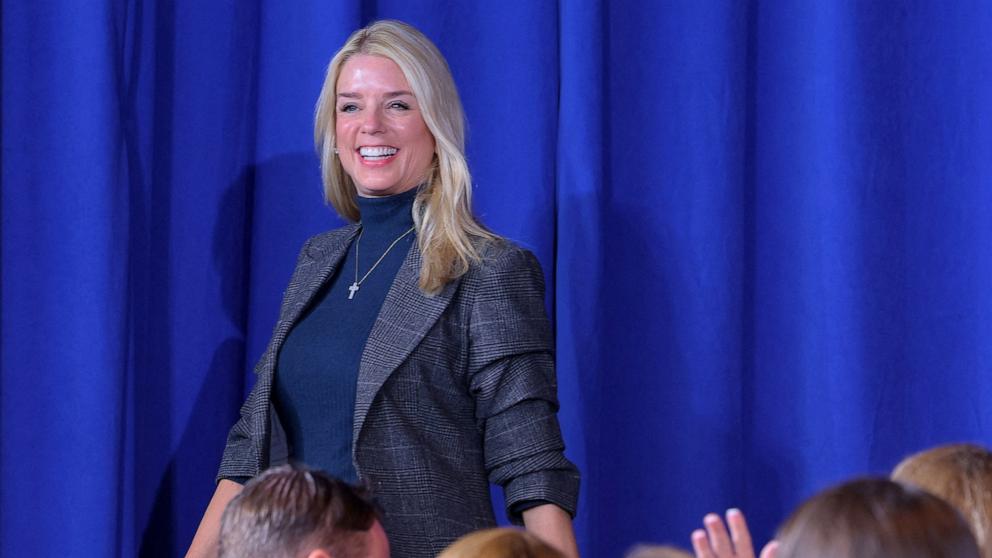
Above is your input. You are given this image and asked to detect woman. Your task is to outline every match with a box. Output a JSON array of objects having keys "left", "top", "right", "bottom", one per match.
[
  {"left": 892, "top": 443, "right": 992, "bottom": 558},
  {"left": 188, "top": 20, "right": 579, "bottom": 558}
]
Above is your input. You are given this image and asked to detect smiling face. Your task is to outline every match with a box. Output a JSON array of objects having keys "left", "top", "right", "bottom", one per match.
[{"left": 334, "top": 54, "right": 435, "bottom": 197}]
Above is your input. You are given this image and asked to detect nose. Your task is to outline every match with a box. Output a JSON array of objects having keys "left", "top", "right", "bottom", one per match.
[{"left": 360, "top": 106, "right": 384, "bottom": 135}]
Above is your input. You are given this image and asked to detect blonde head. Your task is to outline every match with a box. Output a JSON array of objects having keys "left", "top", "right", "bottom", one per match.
[
  {"left": 314, "top": 20, "right": 496, "bottom": 294},
  {"left": 437, "top": 528, "right": 564, "bottom": 558},
  {"left": 892, "top": 443, "right": 992, "bottom": 558},
  {"left": 625, "top": 544, "right": 693, "bottom": 558}
]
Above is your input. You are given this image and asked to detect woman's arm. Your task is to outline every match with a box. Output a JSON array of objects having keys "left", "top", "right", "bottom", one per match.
[
  {"left": 185, "top": 479, "right": 244, "bottom": 558},
  {"left": 468, "top": 247, "right": 580, "bottom": 553},
  {"left": 523, "top": 503, "right": 580, "bottom": 558}
]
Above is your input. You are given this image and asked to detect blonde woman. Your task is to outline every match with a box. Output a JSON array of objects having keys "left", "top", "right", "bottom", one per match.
[{"left": 187, "top": 20, "right": 579, "bottom": 558}]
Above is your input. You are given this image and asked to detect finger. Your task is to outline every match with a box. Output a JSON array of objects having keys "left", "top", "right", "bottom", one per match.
[
  {"left": 759, "top": 540, "right": 780, "bottom": 558},
  {"left": 726, "top": 508, "right": 754, "bottom": 558},
  {"left": 704, "top": 513, "right": 734, "bottom": 557},
  {"left": 691, "top": 528, "right": 715, "bottom": 558}
]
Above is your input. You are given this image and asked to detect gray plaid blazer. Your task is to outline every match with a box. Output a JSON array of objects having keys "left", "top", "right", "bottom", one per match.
[{"left": 217, "top": 225, "right": 579, "bottom": 557}]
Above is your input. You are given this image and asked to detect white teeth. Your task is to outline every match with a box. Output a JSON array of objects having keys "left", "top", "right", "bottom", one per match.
[{"left": 359, "top": 146, "right": 398, "bottom": 157}]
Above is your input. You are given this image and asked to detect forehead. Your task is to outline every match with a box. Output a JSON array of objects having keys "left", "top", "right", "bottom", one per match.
[{"left": 336, "top": 54, "right": 411, "bottom": 92}]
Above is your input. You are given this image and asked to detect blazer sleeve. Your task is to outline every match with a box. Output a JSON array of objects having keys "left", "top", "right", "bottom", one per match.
[
  {"left": 467, "top": 246, "right": 580, "bottom": 523},
  {"left": 216, "top": 373, "right": 266, "bottom": 482}
]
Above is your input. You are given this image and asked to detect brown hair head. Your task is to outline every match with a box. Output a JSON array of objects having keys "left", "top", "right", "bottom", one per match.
[
  {"left": 775, "top": 477, "right": 980, "bottom": 558},
  {"left": 892, "top": 443, "right": 992, "bottom": 558},
  {"left": 218, "top": 464, "right": 379, "bottom": 558}
]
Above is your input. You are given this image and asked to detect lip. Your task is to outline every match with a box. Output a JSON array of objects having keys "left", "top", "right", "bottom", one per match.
[{"left": 356, "top": 145, "right": 399, "bottom": 167}]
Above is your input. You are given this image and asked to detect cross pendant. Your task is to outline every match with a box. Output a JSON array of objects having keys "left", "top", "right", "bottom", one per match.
[{"left": 348, "top": 282, "right": 360, "bottom": 300}]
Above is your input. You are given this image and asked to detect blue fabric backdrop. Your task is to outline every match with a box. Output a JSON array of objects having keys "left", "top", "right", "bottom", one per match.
[{"left": 3, "top": 2, "right": 991, "bottom": 557}]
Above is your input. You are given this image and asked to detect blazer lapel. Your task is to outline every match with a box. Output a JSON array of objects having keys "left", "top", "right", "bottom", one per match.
[
  {"left": 352, "top": 243, "right": 460, "bottom": 444},
  {"left": 266, "top": 225, "right": 360, "bottom": 371},
  {"left": 255, "top": 226, "right": 359, "bottom": 469}
]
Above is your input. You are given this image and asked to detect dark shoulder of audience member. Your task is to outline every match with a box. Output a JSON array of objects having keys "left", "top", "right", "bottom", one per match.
[
  {"left": 775, "top": 477, "right": 980, "bottom": 558},
  {"left": 218, "top": 464, "right": 388, "bottom": 558}
]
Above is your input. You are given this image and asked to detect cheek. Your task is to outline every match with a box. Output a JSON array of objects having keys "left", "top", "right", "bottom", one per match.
[
  {"left": 335, "top": 121, "right": 354, "bottom": 144},
  {"left": 398, "top": 115, "right": 431, "bottom": 146},
  {"left": 411, "top": 126, "right": 435, "bottom": 159}
]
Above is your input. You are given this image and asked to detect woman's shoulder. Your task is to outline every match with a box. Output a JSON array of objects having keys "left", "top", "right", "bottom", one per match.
[
  {"left": 299, "top": 223, "right": 360, "bottom": 259},
  {"left": 461, "top": 237, "right": 548, "bottom": 314},
  {"left": 467, "top": 236, "right": 545, "bottom": 283}
]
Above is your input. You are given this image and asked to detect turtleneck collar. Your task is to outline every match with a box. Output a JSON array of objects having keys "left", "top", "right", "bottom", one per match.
[{"left": 356, "top": 187, "right": 417, "bottom": 236}]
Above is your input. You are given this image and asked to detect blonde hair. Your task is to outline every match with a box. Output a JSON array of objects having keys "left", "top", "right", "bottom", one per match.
[
  {"left": 314, "top": 20, "right": 496, "bottom": 294},
  {"left": 892, "top": 443, "right": 992, "bottom": 558},
  {"left": 625, "top": 544, "right": 693, "bottom": 558},
  {"left": 437, "top": 528, "right": 564, "bottom": 558}
]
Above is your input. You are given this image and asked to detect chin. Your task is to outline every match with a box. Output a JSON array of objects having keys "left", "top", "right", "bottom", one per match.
[
  {"left": 356, "top": 181, "right": 417, "bottom": 197},
  {"left": 357, "top": 186, "right": 399, "bottom": 197}
]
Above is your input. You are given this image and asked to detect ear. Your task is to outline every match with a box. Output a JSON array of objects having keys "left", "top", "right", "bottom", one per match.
[{"left": 305, "top": 549, "right": 333, "bottom": 558}]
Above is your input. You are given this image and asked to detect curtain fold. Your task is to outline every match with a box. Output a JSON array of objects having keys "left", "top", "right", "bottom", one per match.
[{"left": 3, "top": 2, "right": 991, "bottom": 556}]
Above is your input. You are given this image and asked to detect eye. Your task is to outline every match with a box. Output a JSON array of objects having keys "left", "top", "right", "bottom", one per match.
[
  {"left": 338, "top": 103, "right": 359, "bottom": 113},
  {"left": 388, "top": 101, "right": 411, "bottom": 110}
]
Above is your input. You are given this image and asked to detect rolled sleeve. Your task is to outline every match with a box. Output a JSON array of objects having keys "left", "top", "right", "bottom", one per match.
[{"left": 468, "top": 246, "right": 580, "bottom": 524}]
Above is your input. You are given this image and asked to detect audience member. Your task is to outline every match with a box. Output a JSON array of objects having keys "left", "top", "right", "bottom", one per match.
[
  {"left": 437, "top": 528, "right": 564, "bottom": 558},
  {"left": 892, "top": 443, "right": 992, "bottom": 558},
  {"left": 218, "top": 464, "right": 388, "bottom": 558},
  {"left": 626, "top": 543, "right": 694, "bottom": 558},
  {"left": 775, "top": 478, "right": 979, "bottom": 558}
]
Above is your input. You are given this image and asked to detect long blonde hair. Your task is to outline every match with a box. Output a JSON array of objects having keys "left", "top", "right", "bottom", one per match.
[{"left": 314, "top": 20, "right": 496, "bottom": 294}]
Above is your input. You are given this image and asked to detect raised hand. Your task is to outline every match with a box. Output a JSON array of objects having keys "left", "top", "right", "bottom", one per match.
[{"left": 690, "top": 509, "right": 778, "bottom": 558}]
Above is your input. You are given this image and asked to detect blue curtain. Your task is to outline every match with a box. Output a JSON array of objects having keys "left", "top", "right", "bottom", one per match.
[{"left": 3, "top": 2, "right": 991, "bottom": 556}]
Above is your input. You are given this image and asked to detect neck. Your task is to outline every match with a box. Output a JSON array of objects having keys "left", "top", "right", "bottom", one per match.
[{"left": 356, "top": 188, "right": 417, "bottom": 236}]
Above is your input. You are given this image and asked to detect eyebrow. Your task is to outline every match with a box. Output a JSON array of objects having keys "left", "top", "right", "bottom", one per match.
[{"left": 336, "top": 90, "right": 415, "bottom": 99}]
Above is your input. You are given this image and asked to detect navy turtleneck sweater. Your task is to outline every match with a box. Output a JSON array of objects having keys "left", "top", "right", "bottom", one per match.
[{"left": 274, "top": 188, "right": 417, "bottom": 482}]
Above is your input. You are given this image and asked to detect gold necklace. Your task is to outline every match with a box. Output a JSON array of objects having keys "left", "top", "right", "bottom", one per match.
[{"left": 348, "top": 226, "right": 415, "bottom": 300}]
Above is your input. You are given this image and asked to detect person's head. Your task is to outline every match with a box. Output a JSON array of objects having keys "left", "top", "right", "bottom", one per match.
[
  {"left": 437, "top": 528, "right": 564, "bottom": 558},
  {"left": 892, "top": 443, "right": 992, "bottom": 558},
  {"left": 218, "top": 465, "right": 389, "bottom": 558},
  {"left": 624, "top": 544, "right": 693, "bottom": 558},
  {"left": 775, "top": 477, "right": 979, "bottom": 558},
  {"left": 314, "top": 19, "right": 493, "bottom": 294}
]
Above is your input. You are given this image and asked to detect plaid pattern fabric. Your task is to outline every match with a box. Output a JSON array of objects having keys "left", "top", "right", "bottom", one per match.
[{"left": 218, "top": 227, "right": 579, "bottom": 557}]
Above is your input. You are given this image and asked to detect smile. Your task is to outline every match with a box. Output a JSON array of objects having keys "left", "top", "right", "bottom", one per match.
[{"left": 359, "top": 146, "right": 398, "bottom": 161}]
